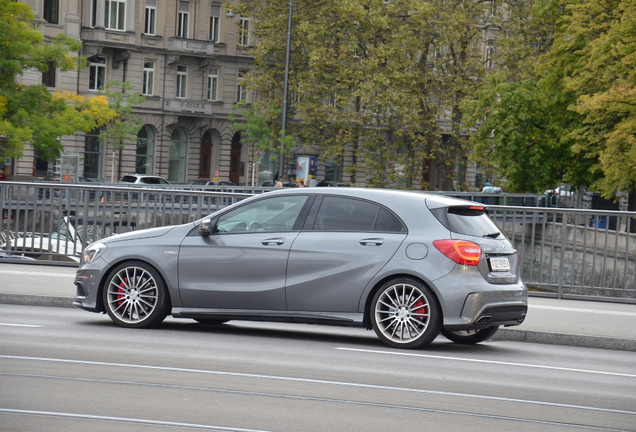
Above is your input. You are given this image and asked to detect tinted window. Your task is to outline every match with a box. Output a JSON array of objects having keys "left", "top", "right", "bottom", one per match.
[
  {"left": 216, "top": 195, "right": 309, "bottom": 233},
  {"left": 315, "top": 197, "right": 405, "bottom": 232},
  {"left": 431, "top": 206, "right": 501, "bottom": 238}
]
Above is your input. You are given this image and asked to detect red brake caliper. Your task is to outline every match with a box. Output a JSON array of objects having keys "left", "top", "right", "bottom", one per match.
[
  {"left": 117, "top": 277, "right": 128, "bottom": 306},
  {"left": 414, "top": 299, "right": 428, "bottom": 317}
]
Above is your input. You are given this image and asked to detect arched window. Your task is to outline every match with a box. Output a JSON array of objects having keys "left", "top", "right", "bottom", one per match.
[
  {"left": 83, "top": 129, "right": 103, "bottom": 180},
  {"left": 136, "top": 125, "right": 155, "bottom": 174},
  {"left": 169, "top": 127, "right": 188, "bottom": 183}
]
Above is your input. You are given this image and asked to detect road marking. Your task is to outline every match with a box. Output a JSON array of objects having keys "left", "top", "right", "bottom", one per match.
[
  {"left": 531, "top": 304, "right": 636, "bottom": 317},
  {"left": 0, "top": 323, "right": 42, "bottom": 328},
  {"left": 0, "top": 269, "right": 74, "bottom": 278},
  {"left": 336, "top": 348, "right": 636, "bottom": 378},
  {"left": 1, "top": 355, "right": 635, "bottom": 418},
  {"left": 0, "top": 409, "right": 275, "bottom": 432}
]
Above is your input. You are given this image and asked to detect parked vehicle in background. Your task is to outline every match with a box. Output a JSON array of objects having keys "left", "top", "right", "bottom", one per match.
[
  {"left": 2, "top": 216, "right": 135, "bottom": 262},
  {"left": 120, "top": 174, "right": 170, "bottom": 185},
  {"left": 192, "top": 179, "right": 237, "bottom": 186},
  {"left": 74, "top": 188, "right": 527, "bottom": 349},
  {"left": 317, "top": 180, "right": 351, "bottom": 187}
]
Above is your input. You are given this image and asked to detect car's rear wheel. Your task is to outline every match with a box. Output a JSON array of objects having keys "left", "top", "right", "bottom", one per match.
[
  {"left": 441, "top": 326, "right": 499, "bottom": 344},
  {"left": 103, "top": 261, "right": 170, "bottom": 328},
  {"left": 370, "top": 278, "right": 441, "bottom": 349}
]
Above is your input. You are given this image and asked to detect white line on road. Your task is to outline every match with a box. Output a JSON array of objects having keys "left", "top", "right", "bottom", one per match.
[
  {"left": 336, "top": 347, "right": 636, "bottom": 378},
  {"left": 531, "top": 304, "right": 636, "bottom": 317},
  {"left": 1, "top": 355, "right": 634, "bottom": 417},
  {"left": 0, "top": 323, "right": 42, "bottom": 328},
  {"left": 0, "top": 269, "right": 74, "bottom": 278}
]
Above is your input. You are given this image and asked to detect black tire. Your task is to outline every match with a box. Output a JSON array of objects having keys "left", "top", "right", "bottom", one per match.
[
  {"left": 370, "top": 278, "right": 442, "bottom": 349},
  {"left": 441, "top": 326, "right": 499, "bottom": 344},
  {"left": 102, "top": 261, "right": 170, "bottom": 328}
]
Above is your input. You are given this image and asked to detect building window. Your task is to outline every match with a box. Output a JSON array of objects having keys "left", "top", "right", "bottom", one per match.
[
  {"left": 136, "top": 125, "right": 155, "bottom": 174},
  {"left": 239, "top": 18, "right": 251, "bottom": 46},
  {"left": 485, "top": 45, "right": 495, "bottom": 69},
  {"left": 207, "top": 68, "right": 218, "bottom": 101},
  {"left": 144, "top": 5, "right": 156, "bottom": 35},
  {"left": 177, "top": 1, "right": 189, "bottom": 38},
  {"left": 176, "top": 65, "right": 187, "bottom": 98},
  {"left": 143, "top": 61, "right": 155, "bottom": 95},
  {"left": 89, "top": 56, "right": 106, "bottom": 91},
  {"left": 43, "top": 0, "right": 59, "bottom": 24},
  {"left": 42, "top": 61, "right": 56, "bottom": 88},
  {"left": 236, "top": 70, "right": 247, "bottom": 102},
  {"left": 105, "top": 0, "right": 126, "bottom": 31},
  {"left": 209, "top": 5, "right": 220, "bottom": 42},
  {"left": 169, "top": 128, "right": 188, "bottom": 183},
  {"left": 84, "top": 129, "right": 103, "bottom": 180}
]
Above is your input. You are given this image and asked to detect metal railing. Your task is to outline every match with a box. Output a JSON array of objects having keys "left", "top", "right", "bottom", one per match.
[{"left": 1, "top": 182, "right": 634, "bottom": 303}]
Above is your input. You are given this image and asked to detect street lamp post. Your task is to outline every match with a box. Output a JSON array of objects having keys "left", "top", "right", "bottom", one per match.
[{"left": 278, "top": 0, "right": 293, "bottom": 180}]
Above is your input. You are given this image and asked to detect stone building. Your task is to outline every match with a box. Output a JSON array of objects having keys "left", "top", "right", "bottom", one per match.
[{"left": 13, "top": 0, "right": 267, "bottom": 185}]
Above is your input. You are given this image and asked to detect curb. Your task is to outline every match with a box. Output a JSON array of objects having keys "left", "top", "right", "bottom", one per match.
[
  {"left": 2, "top": 294, "right": 635, "bottom": 352},
  {"left": 493, "top": 328, "right": 636, "bottom": 352}
]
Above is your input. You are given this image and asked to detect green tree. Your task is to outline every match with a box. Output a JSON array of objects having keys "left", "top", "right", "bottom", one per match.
[
  {"left": 98, "top": 81, "right": 146, "bottom": 182},
  {"left": 0, "top": 0, "right": 108, "bottom": 161}
]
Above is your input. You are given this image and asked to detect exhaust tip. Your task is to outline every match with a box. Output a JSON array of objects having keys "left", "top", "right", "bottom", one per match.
[{"left": 476, "top": 315, "right": 492, "bottom": 324}]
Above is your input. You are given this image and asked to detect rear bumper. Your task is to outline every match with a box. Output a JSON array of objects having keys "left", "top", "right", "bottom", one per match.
[{"left": 445, "top": 290, "right": 528, "bottom": 330}]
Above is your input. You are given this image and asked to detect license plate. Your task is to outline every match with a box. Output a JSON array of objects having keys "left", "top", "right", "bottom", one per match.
[{"left": 489, "top": 256, "right": 510, "bottom": 271}]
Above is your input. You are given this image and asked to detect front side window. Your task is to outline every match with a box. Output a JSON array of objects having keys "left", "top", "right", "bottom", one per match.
[
  {"left": 89, "top": 56, "right": 106, "bottom": 91},
  {"left": 143, "top": 60, "right": 155, "bottom": 95},
  {"left": 209, "top": 5, "right": 220, "bottom": 41},
  {"left": 176, "top": 65, "right": 187, "bottom": 98},
  {"left": 177, "top": 1, "right": 189, "bottom": 38},
  {"left": 105, "top": 0, "right": 126, "bottom": 31},
  {"left": 216, "top": 195, "right": 310, "bottom": 234},
  {"left": 207, "top": 68, "right": 218, "bottom": 101},
  {"left": 144, "top": 5, "right": 156, "bottom": 34},
  {"left": 315, "top": 197, "right": 405, "bottom": 232}
]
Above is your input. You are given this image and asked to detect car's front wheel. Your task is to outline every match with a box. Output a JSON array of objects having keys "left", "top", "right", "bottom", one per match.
[
  {"left": 103, "top": 261, "right": 170, "bottom": 328},
  {"left": 370, "top": 278, "right": 441, "bottom": 349},
  {"left": 441, "top": 326, "right": 499, "bottom": 344}
]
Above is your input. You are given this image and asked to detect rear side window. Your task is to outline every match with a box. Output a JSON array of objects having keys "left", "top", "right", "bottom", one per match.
[
  {"left": 431, "top": 206, "right": 501, "bottom": 238},
  {"left": 314, "top": 197, "right": 405, "bottom": 233},
  {"left": 121, "top": 176, "right": 136, "bottom": 183}
]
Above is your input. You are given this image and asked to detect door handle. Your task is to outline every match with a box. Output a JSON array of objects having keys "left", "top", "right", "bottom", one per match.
[
  {"left": 360, "top": 238, "right": 384, "bottom": 246},
  {"left": 262, "top": 238, "right": 285, "bottom": 246}
]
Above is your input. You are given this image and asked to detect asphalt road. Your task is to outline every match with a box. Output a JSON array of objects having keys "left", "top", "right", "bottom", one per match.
[{"left": 1, "top": 305, "right": 635, "bottom": 431}]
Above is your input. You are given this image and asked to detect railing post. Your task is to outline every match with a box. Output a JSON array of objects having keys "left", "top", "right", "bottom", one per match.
[{"left": 557, "top": 216, "right": 568, "bottom": 299}]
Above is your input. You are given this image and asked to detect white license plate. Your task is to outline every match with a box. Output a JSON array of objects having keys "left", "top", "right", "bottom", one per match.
[{"left": 489, "top": 256, "right": 511, "bottom": 271}]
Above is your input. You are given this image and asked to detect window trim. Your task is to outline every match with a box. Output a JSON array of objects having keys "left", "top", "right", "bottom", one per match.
[
  {"left": 176, "top": 64, "right": 188, "bottom": 99},
  {"left": 104, "top": 0, "right": 126, "bottom": 31},
  {"left": 144, "top": 5, "right": 156, "bottom": 35}
]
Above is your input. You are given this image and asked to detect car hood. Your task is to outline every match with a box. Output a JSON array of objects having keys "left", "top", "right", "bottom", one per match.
[{"left": 102, "top": 225, "right": 180, "bottom": 244}]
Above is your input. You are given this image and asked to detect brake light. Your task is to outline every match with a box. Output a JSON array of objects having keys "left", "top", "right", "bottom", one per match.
[{"left": 433, "top": 240, "right": 482, "bottom": 266}]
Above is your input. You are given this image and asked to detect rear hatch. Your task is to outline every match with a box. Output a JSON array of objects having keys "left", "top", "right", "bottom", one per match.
[{"left": 428, "top": 204, "right": 519, "bottom": 284}]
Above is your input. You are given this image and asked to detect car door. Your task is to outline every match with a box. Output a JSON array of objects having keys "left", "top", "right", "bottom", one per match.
[
  {"left": 285, "top": 196, "right": 407, "bottom": 313},
  {"left": 178, "top": 194, "right": 312, "bottom": 310}
]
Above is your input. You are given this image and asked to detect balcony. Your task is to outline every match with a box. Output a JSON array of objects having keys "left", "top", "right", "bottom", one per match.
[
  {"left": 81, "top": 28, "right": 136, "bottom": 45},
  {"left": 167, "top": 37, "right": 225, "bottom": 55}
]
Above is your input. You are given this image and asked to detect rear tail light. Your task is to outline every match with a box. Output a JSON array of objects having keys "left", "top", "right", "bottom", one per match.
[{"left": 433, "top": 240, "right": 482, "bottom": 266}]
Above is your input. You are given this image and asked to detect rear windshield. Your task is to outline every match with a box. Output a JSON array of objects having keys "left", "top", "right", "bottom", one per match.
[{"left": 430, "top": 206, "right": 502, "bottom": 238}]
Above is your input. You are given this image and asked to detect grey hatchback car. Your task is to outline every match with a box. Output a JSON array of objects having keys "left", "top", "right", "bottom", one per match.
[{"left": 73, "top": 188, "right": 527, "bottom": 349}]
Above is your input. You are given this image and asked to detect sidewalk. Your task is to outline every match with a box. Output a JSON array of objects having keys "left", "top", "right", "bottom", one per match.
[{"left": 0, "top": 262, "right": 635, "bottom": 351}]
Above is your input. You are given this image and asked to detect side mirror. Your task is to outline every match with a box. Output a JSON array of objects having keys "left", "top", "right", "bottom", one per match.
[{"left": 199, "top": 218, "right": 214, "bottom": 236}]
